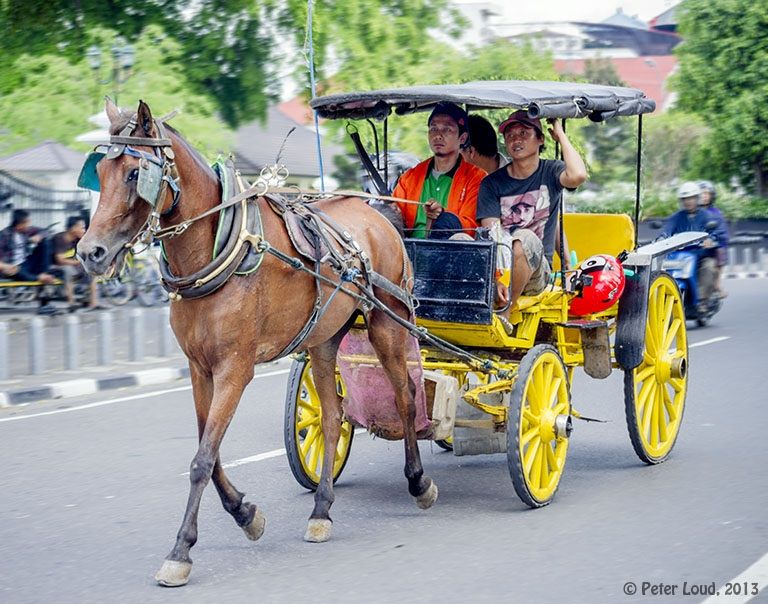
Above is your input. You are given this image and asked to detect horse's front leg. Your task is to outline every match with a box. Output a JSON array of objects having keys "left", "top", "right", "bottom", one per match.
[
  {"left": 304, "top": 342, "right": 345, "bottom": 543},
  {"left": 155, "top": 362, "right": 253, "bottom": 587}
]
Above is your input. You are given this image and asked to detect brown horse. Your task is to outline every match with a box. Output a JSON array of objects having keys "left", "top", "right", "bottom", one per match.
[{"left": 78, "top": 99, "right": 437, "bottom": 587}]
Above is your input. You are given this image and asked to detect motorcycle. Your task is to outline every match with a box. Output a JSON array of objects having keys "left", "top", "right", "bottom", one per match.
[{"left": 661, "top": 223, "right": 723, "bottom": 327}]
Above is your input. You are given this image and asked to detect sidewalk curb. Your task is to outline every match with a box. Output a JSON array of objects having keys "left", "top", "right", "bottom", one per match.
[{"left": 0, "top": 366, "right": 191, "bottom": 408}]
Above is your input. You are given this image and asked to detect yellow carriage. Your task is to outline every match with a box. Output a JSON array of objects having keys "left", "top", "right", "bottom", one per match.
[{"left": 283, "top": 81, "right": 705, "bottom": 507}]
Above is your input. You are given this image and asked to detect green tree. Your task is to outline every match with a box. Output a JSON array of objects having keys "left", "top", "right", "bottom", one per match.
[
  {"left": 0, "top": 25, "right": 232, "bottom": 159},
  {"left": 578, "top": 59, "right": 636, "bottom": 185},
  {"left": 674, "top": 0, "right": 768, "bottom": 196},
  {"left": 0, "top": 1, "right": 276, "bottom": 127}
]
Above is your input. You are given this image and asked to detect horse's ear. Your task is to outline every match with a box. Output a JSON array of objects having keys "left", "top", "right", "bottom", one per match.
[
  {"left": 136, "top": 100, "right": 155, "bottom": 136},
  {"left": 105, "top": 97, "right": 121, "bottom": 125}
]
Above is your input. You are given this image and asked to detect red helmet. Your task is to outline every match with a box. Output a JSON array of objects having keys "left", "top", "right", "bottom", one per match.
[{"left": 568, "top": 254, "right": 626, "bottom": 316}]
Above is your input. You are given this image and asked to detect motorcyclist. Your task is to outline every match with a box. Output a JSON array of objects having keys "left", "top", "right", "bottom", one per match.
[
  {"left": 662, "top": 181, "right": 719, "bottom": 312},
  {"left": 698, "top": 180, "right": 729, "bottom": 297}
]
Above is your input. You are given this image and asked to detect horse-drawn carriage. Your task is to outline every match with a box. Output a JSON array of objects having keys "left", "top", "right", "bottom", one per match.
[
  {"left": 77, "top": 80, "right": 706, "bottom": 586},
  {"left": 284, "top": 80, "right": 703, "bottom": 508}
]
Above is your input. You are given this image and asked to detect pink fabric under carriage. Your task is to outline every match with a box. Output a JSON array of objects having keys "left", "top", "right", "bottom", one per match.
[{"left": 337, "top": 329, "right": 431, "bottom": 440}]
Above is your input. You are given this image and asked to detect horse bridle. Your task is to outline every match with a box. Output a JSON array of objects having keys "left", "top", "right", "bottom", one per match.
[{"left": 80, "top": 112, "right": 181, "bottom": 248}]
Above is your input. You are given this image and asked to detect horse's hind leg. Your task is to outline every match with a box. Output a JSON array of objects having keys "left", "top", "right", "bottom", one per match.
[
  {"left": 303, "top": 337, "right": 346, "bottom": 543},
  {"left": 155, "top": 362, "right": 253, "bottom": 587},
  {"left": 367, "top": 310, "right": 438, "bottom": 509}
]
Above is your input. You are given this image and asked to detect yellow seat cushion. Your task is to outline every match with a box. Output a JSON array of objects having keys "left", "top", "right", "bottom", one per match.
[{"left": 552, "top": 213, "right": 635, "bottom": 270}]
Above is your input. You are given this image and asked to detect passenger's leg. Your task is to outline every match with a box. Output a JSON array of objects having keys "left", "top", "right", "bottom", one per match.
[
  {"left": 697, "top": 256, "right": 717, "bottom": 303},
  {"left": 427, "top": 211, "right": 463, "bottom": 240}
]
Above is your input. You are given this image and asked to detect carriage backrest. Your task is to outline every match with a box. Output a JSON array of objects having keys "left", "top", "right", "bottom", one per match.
[
  {"left": 553, "top": 213, "right": 635, "bottom": 270},
  {"left": 404, "top": 238, "right": 496, "bottom": 325}
]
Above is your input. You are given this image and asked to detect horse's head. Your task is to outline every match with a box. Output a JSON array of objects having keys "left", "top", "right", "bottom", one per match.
[{"left": 78, "top": 98, "right": 176, "bottom": 276}]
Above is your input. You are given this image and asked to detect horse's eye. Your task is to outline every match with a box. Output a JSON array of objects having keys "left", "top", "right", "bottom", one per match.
[{"left": 126, "top": 168, "right": 139, "bottom": 182}]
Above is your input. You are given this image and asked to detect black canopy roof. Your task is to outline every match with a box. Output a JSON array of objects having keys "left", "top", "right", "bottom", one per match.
[{"left": 311, "top": 80, "right": 655, "bottom": 123}]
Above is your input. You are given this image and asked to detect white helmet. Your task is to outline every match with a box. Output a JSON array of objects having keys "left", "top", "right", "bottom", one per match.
[{"left": 677, "top": 181, "right": 701, "bottom": 199}]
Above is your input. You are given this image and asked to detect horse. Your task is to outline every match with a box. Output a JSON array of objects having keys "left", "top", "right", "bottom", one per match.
[{"left": 77, "top": 99, "right": 438, "bottom": 587}]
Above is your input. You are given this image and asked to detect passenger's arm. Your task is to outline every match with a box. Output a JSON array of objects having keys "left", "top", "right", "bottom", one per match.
[{"left": 549, "top": 119, "right": 587, "bottom": 189}]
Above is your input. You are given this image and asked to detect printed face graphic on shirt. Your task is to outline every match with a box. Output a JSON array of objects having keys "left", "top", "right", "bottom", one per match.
[{"left": 499, "top": 187, "right": 550, "bottom": 237}]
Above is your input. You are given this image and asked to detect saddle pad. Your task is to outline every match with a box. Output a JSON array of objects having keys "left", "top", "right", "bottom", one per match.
[{"left": 337, "top": 328, "right": 432, "bottom": 440}]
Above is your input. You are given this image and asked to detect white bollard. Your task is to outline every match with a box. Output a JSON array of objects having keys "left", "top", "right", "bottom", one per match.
[
  {"left": 158, "top": 306, "right": 174, "bottom": 357},
  {"left": 29, "top": 317, "right": 45, "bottom": 375},
  {"left": 759, "top": 248, "right": 766, "bottom": 272},
  {"left": 98, "top": 311, "right": 113, "bottom": 365},
  {"left": 743, "top": 247, "right": 753, "bottom": 272},
  {"left": 728, "top": 247, "right": 736, "bottom": 270},
  {"left": 129, "top": 308, "right": 144, "bottom": 362},
  {"left": 64, "top": 315, "right": 79, "bottom": 371},
  {"left": 0, "top": 322, "right": 8, "bottom": 381}
]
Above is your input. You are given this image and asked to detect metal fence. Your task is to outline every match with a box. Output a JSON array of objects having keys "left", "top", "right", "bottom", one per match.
[{"left": 0, "top": 170, "right": 91, "bottom": 230}]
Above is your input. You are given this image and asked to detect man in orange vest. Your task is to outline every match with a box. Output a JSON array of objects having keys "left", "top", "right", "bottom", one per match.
[{"left": 393, "top": 102, "right": 485, "bottom": 239}]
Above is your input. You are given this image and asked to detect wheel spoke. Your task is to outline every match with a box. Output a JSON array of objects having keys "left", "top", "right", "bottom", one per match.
[
  {"left": 545, "top": 377, "right": 563, "bottom": 411},
  {"left": 545, "top": 441, "right": 559, "bottom": 473},
  {"left": 529, "top": 443, "right": 543, "bottom": 488},
  {"left": 522, "top": 408, "right": 538, "bottom": 425},
  {"left": 662, "top": 385, "right": 678, "bottom": 422},
  {"left": 553, "top": 402, "right": 568, "bottom": 415},
  {"left": 650, "top": 388, "right": 661, "bottom": 446},
  {"left": 300, "top": 424, "right": 321, "bottom": 457},
  {"left": 521, "top": 425, "right": 538, "bottom": 447},
  {"left": 539, "top": 445, "right": 549, "bottom": 489},
  {"left": 523, "top": 437, "right": 541, "bottom": 475},
  {"left": 661, "top": 292, "right": 674, "bottom": 339},
  {"left": 635, "top": 365, "right": 655, "bottom": 383},
  {"left": 303, "top": 374, "right": 319, "bottom": 404},
  {"left": 297, "top": 414, "right": 319, "bottom": 431},
  {"left": 298, "top": 399, "right": 319, "bottom": 417},
  {"left": 662, "top": 318, "right": 682, "bottom": 352},
  {"left": 641, "top": 383, "right": 656, "bottom": 436},
  {"left": 657, "top": 389, "right": 669, "bottom": 443},
  {"left": 670, "top": 378, "right": 685, "bottom": 393}
]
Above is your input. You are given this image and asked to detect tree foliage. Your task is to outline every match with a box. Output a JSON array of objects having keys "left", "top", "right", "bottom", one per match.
[
  {"left": 0, "top": 25, "right": 232, "bottom": 159},
  {"left": 674, "top": 0, "right": 768, "bottom": 196},
  {"left": 0, "top": 0, "right": 276, "bottom": 127}
]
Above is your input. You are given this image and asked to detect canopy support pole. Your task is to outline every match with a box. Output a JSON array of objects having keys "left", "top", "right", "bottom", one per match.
[
  {"left": 634, "top": 114, "right": 643, "bottom": 250},
  {"left": 307, "top": 0, "right": 325, "bottom": 191}
]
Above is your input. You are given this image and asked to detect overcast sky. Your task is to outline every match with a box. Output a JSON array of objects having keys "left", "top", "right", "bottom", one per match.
[{"left": 490, "top": 0, "right": 677, "bottom": 24}]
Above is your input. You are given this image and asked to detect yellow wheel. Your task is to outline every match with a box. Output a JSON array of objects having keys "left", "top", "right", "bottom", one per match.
[
  {"left": 284, "top": 358, "right": 354, "bottom": 490},
  {"left": 507, "top": 345, "right": 571, "bottom": 508},
  {"left": 624, "top": 272, "right": 688, "bottom": 464}
]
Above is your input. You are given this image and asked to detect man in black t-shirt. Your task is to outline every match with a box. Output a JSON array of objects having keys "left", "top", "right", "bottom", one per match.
[
  {"left": 477, "top": 111, "right": 587, "bottom": 307},
  {"left": 51, "top": 216, "right": 103, "bottom": 310}
]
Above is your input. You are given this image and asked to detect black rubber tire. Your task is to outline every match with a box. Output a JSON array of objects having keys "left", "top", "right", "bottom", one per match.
[
  {"left": 623, "top": 272, "right": 688, "bottom": 464},
  {"left": 434, "top": 438, "right": 453, "bottom": 451},
  {"left": 100, "top": 276, "right": 134, "bottom": 306},
  {"left": 283, "top": 358, "right": 353, "bottom": 491},
  {"left": 507, "top": 344, "right": 570, "bottom": 509}
]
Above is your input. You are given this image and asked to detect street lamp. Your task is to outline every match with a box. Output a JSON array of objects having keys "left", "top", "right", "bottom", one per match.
[{"left": 86, "top": 36, "right": 135, "bottom": 105}]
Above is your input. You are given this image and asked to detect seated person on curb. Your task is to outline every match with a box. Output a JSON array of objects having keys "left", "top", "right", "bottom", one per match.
[
  {"left": 51, "top": 216, "right": 104, "bottom": 311},
  {"left": 477, "top": 111, "right": 587, "bottom": 309},
  {"left": 393, "top": 102, "right": 485, "bottom": 239},
  {"left": 460, "top": 114, "right": 508, "bottom": 175},
  {"left": 662, "top": 181, "right": 719, "bottom": 310},
  {"left": 0, "top": 209, "right": 55, "bottom": 284}
]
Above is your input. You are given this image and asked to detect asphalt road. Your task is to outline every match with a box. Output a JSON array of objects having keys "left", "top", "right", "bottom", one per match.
[{"left": 1, "top": 278, "right": 766, "bottom": 604}]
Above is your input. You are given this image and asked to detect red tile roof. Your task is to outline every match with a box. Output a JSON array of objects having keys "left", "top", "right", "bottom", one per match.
[{"left": 554, "top": 55, "right": 677, "bottom": 111}]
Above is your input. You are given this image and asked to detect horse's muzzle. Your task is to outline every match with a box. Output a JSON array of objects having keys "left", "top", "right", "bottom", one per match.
[{"left": 77, "top": 240, "right": 116, "bottom": 276}]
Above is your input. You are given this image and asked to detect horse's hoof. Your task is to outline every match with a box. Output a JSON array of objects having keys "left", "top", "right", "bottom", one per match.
[
  {"left": 415, "top": 481, "right": 438, "bottom": 510},
  {"left": 242, "top": 507, "right": 266, "bottom": 541},
  {"left": 304, "top": 518, "right": 332, "bottom": 543},
  {"left": 155, "top": 559, "right": 192, "bottom": 587}
]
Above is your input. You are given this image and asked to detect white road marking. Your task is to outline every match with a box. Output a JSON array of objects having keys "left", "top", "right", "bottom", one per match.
[
  {"left": 0, "top": 368, "right": 290, "bottom": 424},
  {"left": 181, "top": 429, "right": 369, "bottom": 476},
  {"left": 701, "top": 551, "right": 768, "bottom": 603},
  {"left": 690, "top": 336, "right": 731, "bottom": 348}
]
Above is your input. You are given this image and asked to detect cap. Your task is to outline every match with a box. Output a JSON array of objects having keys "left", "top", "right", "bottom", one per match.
[
  {"left": 428, "top": 102, "right": 468, "bottom": 134},
  {"left": 499, "top": 110, "right": 542, "bottom": 136}
]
